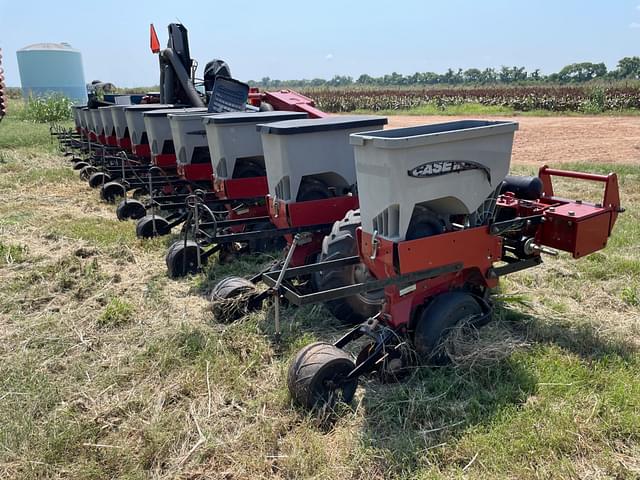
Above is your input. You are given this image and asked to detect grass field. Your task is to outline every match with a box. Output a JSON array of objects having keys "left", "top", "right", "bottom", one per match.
[{"left": 0, "top": 106, "right": 639, "bottom": 479}]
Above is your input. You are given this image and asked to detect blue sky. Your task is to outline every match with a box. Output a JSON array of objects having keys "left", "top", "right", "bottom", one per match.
[{"left": 1, "top": 0, "right": 639, "bottom": 87}]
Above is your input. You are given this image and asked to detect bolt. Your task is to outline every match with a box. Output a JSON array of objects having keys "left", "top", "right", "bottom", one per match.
[
  {"left": 568, "top": 211, "right": 575, "bottom": 216},
  {"left": 548, "top": 207, "right": 555, "bottom": 212}
]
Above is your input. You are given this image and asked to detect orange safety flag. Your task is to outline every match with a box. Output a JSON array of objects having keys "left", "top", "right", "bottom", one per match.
[{"left": 150, "top": 24, "right": 160, "bottom": 54}]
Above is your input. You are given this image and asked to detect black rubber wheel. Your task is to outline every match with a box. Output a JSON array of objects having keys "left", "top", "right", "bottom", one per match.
[
  {"left": 406, "top": 205, "right": 447, "bottom": 241},
  {"left": 79, "top": 165, "right": 98, "bottom": 181},
  {"left": 132, "top": 188, "right": 147, "bottom": 200},
  {"left": 234, "top": 160, "right": 265, "bottom": 179},
  {"left": 210, "top": 276, "right": 260, "bottom": 322},
  {"left": 100, "top": 181, "right": 127, "bottom": 203},
  {"left": 148, "top": 166, "right": 164, "bottom": 177},
  {"left": 296, "top": 178, "right": 332, "bottom": 202},
  {"left": 73, "top": 161, "right": 90, "bottom": 171},
  {"left": 246, "top": 221, "right": 286, "bottom": 254},
  {"left": 288, "top": 342, "right": 358, "bottom": 411},
  {"left": 413, "top": 292, "right": 484, "bottom": 363},
  {"left": 135, "top": 215, "right": 171, "bottom": 239},
  {"left": 166, "top": 240, "right": 203, "bottom": 278},
  {"left": 116, "top": 199, "right": 147, "bottom": 221},
  {"left": 88, "top": 171, "right": 110, "bottom": 189},
  {"left": 314, "top": 210, "right": 383, "bottom": 325}
]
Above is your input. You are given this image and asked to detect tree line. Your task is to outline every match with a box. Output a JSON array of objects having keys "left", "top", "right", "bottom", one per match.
[{"left": 249, "top": 57, "right": 640, "bottom": 88}]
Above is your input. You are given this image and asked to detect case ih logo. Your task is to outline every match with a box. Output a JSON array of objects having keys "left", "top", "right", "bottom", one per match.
[{"left": 408, "top": 160, "right": 488, "bottom": 179}]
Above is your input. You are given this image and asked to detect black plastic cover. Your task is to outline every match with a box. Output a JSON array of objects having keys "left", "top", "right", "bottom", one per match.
[
  {"left": 123, "top": 104, "right": 176, "bottom": 112},
  {"left": 256, "top": 115, "right": 387, "bottom": 135},
  {"left": 203, "top": 111, "right": 307, "bottom": 125},
  {"left": 207, "top": 77, "right": 249, "bottom": 114},
  {"left": 144, "top": 107, "right": 205, "bottom": 118},
  {"left": 501, "top": 175, "right": 543, "bottom": 200}
]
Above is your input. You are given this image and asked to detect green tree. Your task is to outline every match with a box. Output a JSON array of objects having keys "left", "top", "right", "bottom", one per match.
[
  {"left": 463, "top": 68, "right": 483, "bottom": 83},
  {"left": 614, "top": 56, "right": 640, "bottom": 79},
  {"left": 557, "top": 62, "right": 607, "bottom": 82},
  {"left": 356, "top": 74, "right": 373, "bottom": 84}
]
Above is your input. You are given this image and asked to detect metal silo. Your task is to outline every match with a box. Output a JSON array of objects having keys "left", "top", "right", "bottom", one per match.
[{"left": 17, "top": 42, "right": 86, "bottom": 103}]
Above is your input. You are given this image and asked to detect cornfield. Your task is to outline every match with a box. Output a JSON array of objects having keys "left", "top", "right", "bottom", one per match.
[{"left": 303, "top": 86, "right": 640, "bottom": 113}]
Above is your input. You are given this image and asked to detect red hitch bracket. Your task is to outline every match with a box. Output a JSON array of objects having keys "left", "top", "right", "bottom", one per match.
[{"left": 537, "top": 165, "right": 622, "bottom": 258}]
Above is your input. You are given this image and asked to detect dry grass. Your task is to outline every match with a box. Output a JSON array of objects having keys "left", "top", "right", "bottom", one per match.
[{"left": 0, "top": 106, "right": 639, "bottom": 479}]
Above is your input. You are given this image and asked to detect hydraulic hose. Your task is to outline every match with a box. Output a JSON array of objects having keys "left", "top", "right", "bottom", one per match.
[{"left": 160, "top": 48, "right": 205, "bottom": 108}]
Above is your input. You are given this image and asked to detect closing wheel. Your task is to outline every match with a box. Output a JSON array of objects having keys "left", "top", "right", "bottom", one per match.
[
  {"left": 210, "top": 276, "right": 260, "bottom": 322},
  {"left": 135, "top": 215, "right": 171, "bottom": 239},
  {"left": 314, "top": 210, "right": 383, "bottom": 325},
  {"left": 296, "top": 178, "right": 332, "bottom": 202},
  {"left": 288, "top": 342, "right": 358, "bottom": 411},
  {"left": 132, "top": 188, "right": 147, "bottom": 199},
  {"left": 166, "top": 240, "right": 204, "bottom": 278},
  {"left": 79, "top": 165, "right": 98, "bottom": 181},
  {"left": 88, "top": 171, "right": 110, "bottom": 188},
  {"left": 413, "top": 292, "right": 484, "bottom": 363},
  {"left": 100, "top": 181, "right": 127, "bottom": 203},
  {"left": 73, "top": 161, "right": 90, "bottom": 171},
  {"left": 116, "top": 199, "right": 147, "bottom": 221}
]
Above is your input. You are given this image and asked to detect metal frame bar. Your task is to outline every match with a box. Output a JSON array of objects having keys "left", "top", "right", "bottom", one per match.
[{"left": 262, "top": 261, "right": 463, "bottom": 306}]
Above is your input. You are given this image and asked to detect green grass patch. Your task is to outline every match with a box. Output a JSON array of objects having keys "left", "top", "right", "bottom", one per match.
[
  {"left": 98, "top": 298, "right": 135, "bottom": 328},
  {"left": 0, "top": 242, "right": 28, "bottom": 265},
  {"left": 354, "top": 102, "right": 640, "bottom": 117},
  {"left": 49, "top": 216, "right": 138, "bottom": 248},
  {"left": 355, "top": 102, "right": 516, "bottom": 116}
]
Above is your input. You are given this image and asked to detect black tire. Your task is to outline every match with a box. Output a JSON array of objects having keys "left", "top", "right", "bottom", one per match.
[
  {"left": 116, "top": 199, "right": 147, "bottom": 221},
  {"left": 246, "top": 221, "right": 286, "bottom": 254},
  {"left": 288, "top": 342, "right": 358, "bottom": 410},
  {"left": 413, "top": 292, "right": 483, "bottom": 363},
  {"left": 296, "top": 178, "right": 331, "bottom": 202},
  {"left": 73, "top": 161, "right": 90, "bottom": 171},
  {"left": 210, "top": 276, "right": 260, "bottom": 322},
  {"left": 88, "top": 171, "right": 110, "bottom": 188},
  {"left": 406, "top": 205, "right": 447, "bottom": 241},
  {"left": 166, "top": 240, "right": 204, "bottom": 278},
  {"left": 100, "top": 181, "right": 127, "bottom": 203},
  {"left": 234, "top": 160, "right": 265, "bottom": 179},
  {"left": 132, "top": 188, "right": 147, "bottom": 200},
  {"left": 79, "top": 165, "right": 98, "bottom": 181},
  {"left": 135, "top": 215, "right": 171, "bottom": 239},
  {"left": 314, "top": 210, "right": 383, "bottom": 325}
]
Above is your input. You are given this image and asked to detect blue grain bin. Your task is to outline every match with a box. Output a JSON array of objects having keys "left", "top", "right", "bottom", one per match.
[{"left": 17, "top": 42, "right": 86, "bottom": 103}]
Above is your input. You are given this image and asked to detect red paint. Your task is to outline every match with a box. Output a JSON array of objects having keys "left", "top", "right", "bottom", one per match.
[
  {"left": 178, "top": 163, "right": 213, "bottom": 183},
  {"left": 215, "top": 176, "right": 268, "bottom": 200},
  {"left": 132, "top": 143, "right": 151, "bottom": 158},
  {"left": 267, "top": 195, "right": 359, "bottom": 267},
  {"left": 117, "top": 137, "right": 132, "bottom": 151},
  {"left": 106, "top": 135, "right": 119, "bottom": 147},
  {"left": 264, "top": 90, "right": 327, "bottom": 118},
  {"left": 153, "top": 153, "right": 177, "bottom": 168}
]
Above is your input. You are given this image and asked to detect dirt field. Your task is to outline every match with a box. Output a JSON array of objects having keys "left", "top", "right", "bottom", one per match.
[{"left": 388, "top": 115, "right": 640, "bottom": 166}]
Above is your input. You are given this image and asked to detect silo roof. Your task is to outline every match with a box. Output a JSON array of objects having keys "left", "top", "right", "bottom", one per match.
[{"left": 18, "top": 42, "right": 79, "bottom": 52}]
